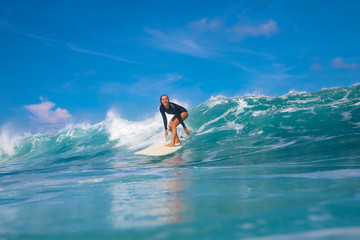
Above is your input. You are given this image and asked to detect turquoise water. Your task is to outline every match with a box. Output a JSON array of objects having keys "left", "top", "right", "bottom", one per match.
[{"left": 1, "top": 85, "right": 360, "bottom": 239}]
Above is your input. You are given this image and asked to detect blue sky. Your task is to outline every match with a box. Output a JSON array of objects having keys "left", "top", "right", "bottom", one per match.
[{"left": 1, "top": 0, "right": 360, "bottom": 129}]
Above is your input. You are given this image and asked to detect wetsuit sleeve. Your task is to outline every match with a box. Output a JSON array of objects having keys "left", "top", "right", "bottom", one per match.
[
  {"left": 174, "top": 107, "right": 187, "bottom": 129},
  {"left": 160, "top": 107, "right": 168, "bottom": 130}
]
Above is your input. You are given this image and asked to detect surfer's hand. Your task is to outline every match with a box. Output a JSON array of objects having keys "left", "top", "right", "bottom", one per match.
[
  {"left": 165, "top": 130, "right": 168, "bottom": 138},
  {"left": 185, "top": 128, "right": 191, "bottom": 136}
]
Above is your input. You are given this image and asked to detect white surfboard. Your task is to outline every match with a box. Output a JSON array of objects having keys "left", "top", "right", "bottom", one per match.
[{"left": 135, "top": 141, "right": 185, "bottom": 156}]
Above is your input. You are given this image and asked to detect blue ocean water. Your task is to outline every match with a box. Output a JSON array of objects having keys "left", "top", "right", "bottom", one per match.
[{"left": 1, "top": 85, "right": 360, "bottom": 239}]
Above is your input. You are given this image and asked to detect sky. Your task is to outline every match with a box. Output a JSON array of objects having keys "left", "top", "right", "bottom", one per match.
[{"left": 1, "top": 0, "right": 360, "bottom": 130}]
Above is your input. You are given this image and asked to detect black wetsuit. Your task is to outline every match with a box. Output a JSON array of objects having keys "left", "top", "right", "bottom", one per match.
[{"left": 159, "top": 102, "right": 187, "bottom": 130}]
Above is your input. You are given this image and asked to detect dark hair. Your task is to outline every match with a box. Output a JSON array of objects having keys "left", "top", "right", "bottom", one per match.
[{"left": 160, "top": 94, "right": 169, "bottom": 103}]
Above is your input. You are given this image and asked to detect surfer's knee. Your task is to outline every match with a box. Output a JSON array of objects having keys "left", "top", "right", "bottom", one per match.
[{"left": 181, "top": 112, "right": 188, "bottom": 120}]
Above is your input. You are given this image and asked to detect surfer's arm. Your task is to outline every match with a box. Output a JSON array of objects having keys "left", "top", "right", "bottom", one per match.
[{"left": 160, "top": 107, "right": 168, "bottom": 130}]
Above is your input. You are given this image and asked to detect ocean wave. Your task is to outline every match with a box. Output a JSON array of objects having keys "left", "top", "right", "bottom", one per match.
[
  {"left": 1, "top": 84, "right": 359, "bottom": 166},
  {"left": 243, "top": 227, "right": 360, "bottom": 240}
]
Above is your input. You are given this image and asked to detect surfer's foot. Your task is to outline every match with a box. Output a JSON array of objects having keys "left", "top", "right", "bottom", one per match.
[
  {"left": 165, "top": 142, "right": 176, "bottom": 147},
  {"left": 175, "top": 140, "right": 181, "bottom": 145}
]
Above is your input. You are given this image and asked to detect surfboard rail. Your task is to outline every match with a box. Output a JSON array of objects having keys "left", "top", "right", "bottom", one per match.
[{"left": 134, "top": 141, "right": 185, "bottom": 156}]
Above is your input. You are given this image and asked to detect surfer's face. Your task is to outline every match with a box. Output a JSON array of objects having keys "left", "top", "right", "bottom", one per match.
[{"left": 161, "top": 95, "right": 169, "bottom": 106}]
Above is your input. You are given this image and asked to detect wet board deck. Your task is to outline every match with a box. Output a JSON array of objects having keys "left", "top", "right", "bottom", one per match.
[{"left": 134, "top": 141, "right": 185, "bottom": 156}]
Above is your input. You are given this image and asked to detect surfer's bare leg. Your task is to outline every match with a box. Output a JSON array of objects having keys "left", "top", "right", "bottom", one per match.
[
  {"left": 167, "top": 121, "right": 180, "bottom": 147},
  {"left": 166, "top": 112, "right": 189, "bottom": 147},
  {"left": 168, "top": 119, "right": 181, "bottom": 143},
  {"left": 167, "top": 124, "right": 178, "bottom": 147}
]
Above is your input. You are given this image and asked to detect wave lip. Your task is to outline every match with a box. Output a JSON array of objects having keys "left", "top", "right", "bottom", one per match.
[{"left": 105, "top": 110, "right": 166, "bottom": 151}]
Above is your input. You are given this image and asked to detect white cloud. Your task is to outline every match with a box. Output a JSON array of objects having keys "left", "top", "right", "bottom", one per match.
[
  {"left": 100, "top": 73, "right": 185, "bottom": 96},
  {"left": 143, "top": 27, "right": 211, "bottom": 58},
  {"left": 128, "top": 73, "right": 185, "bottom": 96},
  {"left": 22, "top": 33, "right": 137, "bottom": 63},
  {"left": 233, "top": 47, "right": 277, "bottom": 60},
  {"left": 66, "top": 44, "right": 138, "bottom": 63},
  {"left": 231, "top": 19, "right": 278, "bottom": 41},
  {"left": 163, "top": 73, "right": 183, "bottom": 83},
  {"left": 331, "top": 57, "right": 359, "bottom": 69},
  {"left": 189, "top": 18, "right": 221, "bottom": 31},
  {"left": 24, "top": 99, "right": 72, "bottom": 123},
  {"left": 63, "top": 69, "right": 96, "bottom": 89},
  {"left": 239, "top": 62, "right": 299, "bottom": 95},
  {"left": 82, "top": 69, "right": 95, "bottom": 76},
  {"left": 144, "top": 18, "right": 279, "bottom": 58},
  {"left": 310, "top": 63, "right": 322, "bottom": 71},
  {"left": 232, "top": 62, "right": 258, "bottom": 74}
]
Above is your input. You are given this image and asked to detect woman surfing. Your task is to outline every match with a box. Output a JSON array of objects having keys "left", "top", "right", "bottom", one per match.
[{"left": 159, "top": 95, "right": 191, "bottom": 147}]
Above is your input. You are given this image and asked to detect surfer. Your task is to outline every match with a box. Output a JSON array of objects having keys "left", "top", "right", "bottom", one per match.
[{"left": 160, "top": 95, "right": 191, "bottom": 147}]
